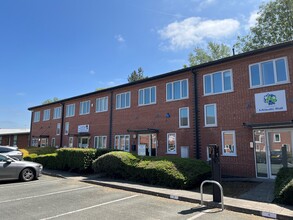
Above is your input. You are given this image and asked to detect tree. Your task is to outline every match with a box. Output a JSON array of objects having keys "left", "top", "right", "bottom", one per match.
[
  {"left": 127, "top": 67, "right": 147, "bottom": 82},
  {"left": 235, "top": 0, "right": 293, "bottom": 53},
  {"left": 42, "top": 97, "right": 59, "bottom": 104},
  {"left": 188, "top": 42, "right": 231, "bottom": 66}
]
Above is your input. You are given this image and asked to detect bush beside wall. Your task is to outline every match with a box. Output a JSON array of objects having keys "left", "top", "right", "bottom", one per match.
[
  {"left": 274, "top": 167, "right": 293, "bottom": 205},
  {"left": 92, "top": 151, "right": 211, "bottom": 189}
]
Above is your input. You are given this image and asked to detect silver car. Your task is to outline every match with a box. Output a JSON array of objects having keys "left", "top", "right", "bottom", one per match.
[
  {"left": 0, "top": 154, "right": 43, "bottom": 182},
  {"left": 0, "top": 146, "right": 23, "bottom": 161}
]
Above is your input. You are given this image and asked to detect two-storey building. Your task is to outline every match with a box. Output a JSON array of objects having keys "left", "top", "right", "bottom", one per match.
[{"left": 28, "top": 41, "right": 293, "bottom": 178}]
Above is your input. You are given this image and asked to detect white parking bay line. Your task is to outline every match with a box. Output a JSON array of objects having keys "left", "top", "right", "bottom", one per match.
[
  {"left": 0, "top": 179, "right": 64, "bottom": 189},
  {"left": 0, "top": 186, "right": 94, "bottom": 204},
  {"left": 40, "top": 195, "right": 139, "bottom": 220}
]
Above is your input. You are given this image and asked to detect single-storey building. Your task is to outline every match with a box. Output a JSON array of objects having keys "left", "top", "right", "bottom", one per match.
[
  {"left": 0, "top": 128, "right": 30, "bottom": 148},
  {"left": 28, "top": 41, "right": 293, "bottom": 178}
]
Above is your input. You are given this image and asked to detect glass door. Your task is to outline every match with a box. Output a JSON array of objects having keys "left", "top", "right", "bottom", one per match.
[
  {"left": 138, "top": 134, "right": 157, "bottom": 156},
  {"left": 254, "top": 130, "right": 268, "bottom": 178}
]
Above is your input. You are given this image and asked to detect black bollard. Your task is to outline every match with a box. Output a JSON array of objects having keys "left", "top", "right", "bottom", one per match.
[{"left": 208, "top": 144, "right": 222, "bottom": 203}]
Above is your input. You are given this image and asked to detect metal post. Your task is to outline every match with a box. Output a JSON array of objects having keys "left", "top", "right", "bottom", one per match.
[
  {"left": 282, "top": 145, "right": 288, "bottom": 168},
  {"left": 200, "top": 180, "right": 224, "bottom": 211}
]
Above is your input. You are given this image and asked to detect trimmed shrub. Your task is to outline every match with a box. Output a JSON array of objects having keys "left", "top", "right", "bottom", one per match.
[
  {"left": 92, "top": 151, "right": 139, "bottom": 178},
  {"left": 92, "top": 152, "right": 211, "bottom": 189},
  {"left": 275, "top": 167, "right": 293, "bottom": 205},
  {"left": 20, "top": 147, "right": 57, "bottom": 157},
  {"left": 57, "top": 148, "right": 97, "bottom": 173}
]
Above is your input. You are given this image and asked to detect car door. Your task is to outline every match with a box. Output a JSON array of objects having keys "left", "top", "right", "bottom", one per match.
[{"left": 0, "top": 155, "right": 18, "bottom": 180}]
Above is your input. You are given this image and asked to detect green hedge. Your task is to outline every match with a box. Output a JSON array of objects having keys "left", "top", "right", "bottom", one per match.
[
  {"left": 274, "top": 167, "right": 293, "bottom": 205},
  {"left": 24, "top": 148, "right": 115, "bottom": 173},
  {"left": 92, "top": 152, "right": 211, "bottom": 189}
]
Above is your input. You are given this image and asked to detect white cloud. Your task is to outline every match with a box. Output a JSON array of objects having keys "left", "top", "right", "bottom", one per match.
[
  {"left": 89, "top": 70, "right": 96, "bottom": 75},
  {"left": 158, "top": 17, "right": 240, "bottom": 50},
  {"left": 16, "top": 92, "right": 25, "bottom": 96},
  {"left": 246, "top": 10, "right": 259, "bottom": 30},
  {"left": 115, "top": 34, "right": 125, "bottom": 43},
  {"left": 197, "top": 0, "right": 216, "bottom": 10}
]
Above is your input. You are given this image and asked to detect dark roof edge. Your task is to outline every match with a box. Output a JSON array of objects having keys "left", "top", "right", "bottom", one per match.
[{"left": 28, "top": 40, "right": 293, "bottom": 111}]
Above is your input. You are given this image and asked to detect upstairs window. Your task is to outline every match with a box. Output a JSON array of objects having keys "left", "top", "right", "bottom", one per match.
[
  {"left": 43, "top": 109, "right": 50, "bottom": 121},
  {"left": 204, "top": 104, "right": 217, "bottom": 127},
  {"left": 166, "top": 79, "right": 188, "bottom": 101},
  {"left": 96, "top": 97, "right": 108, "bottom": 112},
  {"left": 65, "top": 122, "right": 69, "bottom": 135},
  {"left": 179, "top": 107, "right": 189, "bottom": 128},
  {"left": 249, "top": 57, "right": 289, "bottom": 88},
  {"left": 80, "top": 100, "right": 90, "bottom": 115},
  {"left": 204, "top": 70, "right": 233, "bottom": 95},
  {"left": 33, "top": 111, "right": 40, "bottom": 122},
  {"left": 53, "top": 107, "right": 62, "bottom": 119},
  {"left": 66, "top": 104, "right": 75, "bottom": 117},
  {"left": 116, "top": 92, "right": 131, "bottom": 109},
  {"left": 138, "top": 86, "right": 156, "bottom": 106}
]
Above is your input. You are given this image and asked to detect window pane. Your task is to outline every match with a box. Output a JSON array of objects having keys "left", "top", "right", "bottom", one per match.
[
  {"left": 126, "top": 92, "right": 130, "bottom": 107},
  {"left": 250, "top": 64, "right": 260, "bottom": 86},
  {"left": 116, "top": 95, "right": 121, "bottom": 109},
  {"left": 213, "top": 72, "right": 222, "bottom": 93},
  {"left": 223, "top": 131, "right": 236, "bottom": 155},
  {"left": 223, "top": 71, "right": 232, "bottom": 91},
  {"left": 145, "top": 88, "right": 150, "bottom": 104},
  {"left": 125, "top": 136, "right": 130, "bottom": 151},
  {"left": 181, "top": 80, "right": 188, "bottom": 98},
  {"left": 276, "top": 59, "right": 287, "bottom": 82},
  {"left": 262, "top": 61, "right": 275, "bottom": 85},
  {"left": 151, "top": 87, "right": 156, "bottom": 103},
  {"left": 166, "top": 83, "right": 172, "bottom": 100},
  {"left": 167, "top": 134, "right": 176, "bottom": 153},
  {"left": 139, "top": 90, "right": 143, "bottom": 105},
  {"left": 173, "top": 81, "right": 181, "bottom": 99},
  {"left": 180, "top": 108, "right": 188, "bottom": 127},
  {"left": 204, "top": 75, "right": 212, "bottom": 94},
  {"left": 206, "top": 105, "right": 215, "bottom": 125}
]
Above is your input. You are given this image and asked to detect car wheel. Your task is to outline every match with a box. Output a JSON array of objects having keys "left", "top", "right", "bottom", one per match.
[{"left": 20, "top": 168, "right": 35, "bottom": 182}]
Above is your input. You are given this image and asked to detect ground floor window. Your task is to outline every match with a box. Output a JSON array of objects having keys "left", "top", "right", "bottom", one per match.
[
  {"left": 115, "top": 135, "right": 130, "bottom": 151},
  {"left": 167, "top": 133, "right": 176, "bottom": 154},
  {"left": 51, "top": 138, "right": 56, "bottom": 147},
  {"left": 13, "top": 135, "right": 17, "bottom": 146},
  {"left": 69, "top": 137, "right": 74, "bottom": 148},
  {"left": 41, "top": 138, "right": 48, "bottom": 147},
  {"left": 31, "top": 138, "right": 38, "bottom": 147},
  {"left": 78, "top": 137, "right": 89, "bottom": 148},
  {"left": 94, "top": 136, "right": 107, "bottom": 149},
  {"left": 222, "top": 130, "right": 236, "bottom": 156},
  {"left": 0, "top": 136, "right": 2, "bottom": 145}
]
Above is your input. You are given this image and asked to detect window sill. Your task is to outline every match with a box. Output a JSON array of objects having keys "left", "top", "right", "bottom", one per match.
[{"left": 166, "top": 152, "right": 177, "bottom": 155}]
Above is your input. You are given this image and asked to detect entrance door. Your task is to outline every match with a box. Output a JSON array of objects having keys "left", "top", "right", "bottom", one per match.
[
  {"left": 138, "top": 134, "right": 157, "bottom": 156},
  {"left": 254, "top": 129, "right": 293, "bottom": 178}
]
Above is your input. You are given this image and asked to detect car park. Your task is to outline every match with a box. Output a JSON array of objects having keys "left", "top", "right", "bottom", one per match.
[
  {"left": 0, "top": 154, "right": 42, "bottom": 182},
  {"left": 0, "top": 145, "right": 23, "bottom": 160}
]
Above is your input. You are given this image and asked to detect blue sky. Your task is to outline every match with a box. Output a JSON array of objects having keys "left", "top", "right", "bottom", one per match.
[{"left": 0, "top": 0, "right": 267, "bottom": 129}]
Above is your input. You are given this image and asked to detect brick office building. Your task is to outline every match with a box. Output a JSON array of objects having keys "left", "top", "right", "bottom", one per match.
[
  {"left": 0, "top": 129, "right": 30, "bottom": 148},
  {"left": 28, "top": 41, "right": 293, "bottom": 178}
]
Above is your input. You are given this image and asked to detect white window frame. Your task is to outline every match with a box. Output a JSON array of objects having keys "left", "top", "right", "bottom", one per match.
[
  {"left": 43, "top": 109, "right": 50, "bottom": 121},
  {"left": 116, "top": 92, "right": 131, "bottom": 109},
  {"left": 69, "top": 137, "right": 74, "bottom": 148},
  {"left": 274, "top": 133, "right": 281, "bottom": 143},
  {"left": 249, "top": 57, "right": 289, "bottom": 88},
  {"left": 94, "top": 136, "right": 107, "bottom": 149},
  {"left": 204, "top": 104, "right": 217, "bottom": 127},
  {"left": 179, "top": 107, "right": 190, "bottom": 128},
  {"left": 66, "top": 104, "right": 75, "bottom": 117},
  {"left": 96, "top": 96, "right": 108, "bottom": 113},
  {"left": 138, "top": 86, "right": 156, "bottom": 106},
  {"left": 51, "top": 138, "right": 56, "bottom": 147},
  {"left": 114, "top": 135, "right": 130, "bottom": 151},
  {"left": 203, "top": 69, "right": 233, "bottom": 95},
  {"left": 79, "top": 100, "right": 90, "bottom": 115},
  {"left": 33, "top": 111, "right": 40, "bottom": 122},
  {"left": 167, "top": 133, "right": 177, "bottom": 154},
  {"left": 13, "top": 135, "right": 17, "bottom": 146},
  {"left": 56, "top": 123, "right": 61, "bottom": 135},
  {"left": 222, "top": 130, "right": 237, "bottom": 156},
  {"left": 166, "top": 79, "right": 189, "bottom": 101},
  {"left": 53, "top": 107, "right": 62, "bottom": 119},
  {"left": 65, "top": 122, "right": 69, "bottom": 135}
]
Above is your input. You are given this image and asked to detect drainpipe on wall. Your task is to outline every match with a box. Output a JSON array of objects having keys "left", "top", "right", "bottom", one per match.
[
  {"left": 192, "top": 68, "right": 201, "bottom": 159},
  {"left": 60, "top": 103, "right": 65, "bottom": 148},
  {"left": 109, "top": 91, "right": 113, "bottom": 148}
]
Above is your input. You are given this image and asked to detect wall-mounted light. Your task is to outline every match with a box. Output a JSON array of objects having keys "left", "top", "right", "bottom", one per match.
[
  {"left": 165, "top": 113, "right": 171, "bottom": 118},
  {"left": 133, "top": 134, "right": 137, "bottom": 139}
]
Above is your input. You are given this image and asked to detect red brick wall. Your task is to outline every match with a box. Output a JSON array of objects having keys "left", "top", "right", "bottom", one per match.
[{"left": 197, "top": 46, "right": 293, "bottom": 177}]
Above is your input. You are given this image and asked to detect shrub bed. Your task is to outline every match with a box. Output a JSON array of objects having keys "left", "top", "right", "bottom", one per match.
[
  {"left": 23, "top": 148, "right": 117, "bottom": 173},
  {"left": 274, "top": 167, "right": 293, "bottom": 205},
  {"left": 92, "top": 152, "right": 211, "bottom": 189}
]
